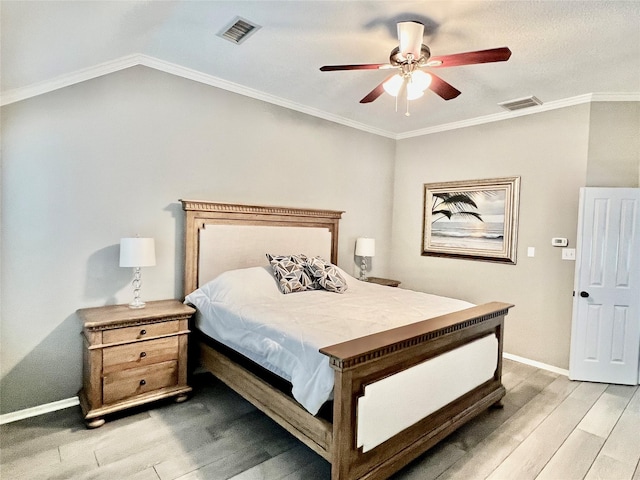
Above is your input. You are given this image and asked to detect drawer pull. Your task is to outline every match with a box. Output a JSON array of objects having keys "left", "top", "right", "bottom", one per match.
[
  {"left": 139, "top": 379, "right": 146, "bottom": 386},
  {"left": 140, "top": 352, "right": 147, "bottom": 358},
  {"left": 140, "top": 329, "right": 147, "bottom": 336}
]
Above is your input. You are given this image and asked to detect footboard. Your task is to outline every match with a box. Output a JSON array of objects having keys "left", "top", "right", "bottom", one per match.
[{"left": 320, "top": 301, "right": 513, "bottom": 480}]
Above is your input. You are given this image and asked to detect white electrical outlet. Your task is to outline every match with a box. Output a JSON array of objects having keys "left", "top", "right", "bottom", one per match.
[
  {"left": 562, "top": 248, "right": 576, "bottom": 260},
  {"left": 527, "top": 247, "right": 535, "bottom": 257}
]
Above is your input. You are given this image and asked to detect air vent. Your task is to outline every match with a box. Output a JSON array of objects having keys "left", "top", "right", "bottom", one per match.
[
  {"left": 218, "top": 17, "right": 261, "bottom": 45},
  {"left": 498, "top": 96, "right": 543, "bottom": 111}
]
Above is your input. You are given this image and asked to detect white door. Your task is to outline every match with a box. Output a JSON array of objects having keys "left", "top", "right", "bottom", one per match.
[{"left": 569, "top": 187, "right": 640, "bottom": 385}]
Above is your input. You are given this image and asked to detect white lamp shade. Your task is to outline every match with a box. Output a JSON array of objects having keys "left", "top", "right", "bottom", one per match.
[
  {"left": 119, "top": 238, "right": 156, "bottom": 267},
  {"left": 406, "top": 87, "right": 424, "bottom": 100},
  {"left": 355, "top": 237, "right": 376, "bottom": 257},
  {"left": 383, "top": 74, "right": 404, "bottom": 97},
  {"left": 410, "top": 70, "right": 432, "bottom": 91}
]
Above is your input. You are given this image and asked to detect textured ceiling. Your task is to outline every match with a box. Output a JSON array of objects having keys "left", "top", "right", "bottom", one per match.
[{"left": 2, "top": 1, "right": 639, "bottom": 137}]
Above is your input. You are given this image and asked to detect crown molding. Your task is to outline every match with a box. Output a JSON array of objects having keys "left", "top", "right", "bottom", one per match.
[
  {"left": 0, "top": 54, "right": 396, "bottom": 139},
  {"left": 397, "top": 92, "right": 640, "bottom": 139},
  {"left": 0, "top": 54, "right": 144, "bottom": 107},
  {"left": 1, "top": 54, "right": 637, "bottom": 140},
  {"left": 141, "top": 56, "right": 397, "bottom": 139},
  {"left": 590, "top": 92, "right": 640, "bottom": 102}
]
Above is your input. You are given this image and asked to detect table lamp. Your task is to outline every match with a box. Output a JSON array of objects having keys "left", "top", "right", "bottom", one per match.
[
  {"left": 355, "top": 237, "right": 375, "bottom": 281},
  {"left": 119, "top": 237, "right": 156, "bottom": 309}
]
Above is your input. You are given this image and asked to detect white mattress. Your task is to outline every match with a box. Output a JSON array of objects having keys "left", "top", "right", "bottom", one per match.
[{"left": 185, "top": 266, "right": 474, "bottom": 415}]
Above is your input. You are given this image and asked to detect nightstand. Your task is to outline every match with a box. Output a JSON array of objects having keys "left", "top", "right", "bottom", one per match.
[
  {"left": 365, "top": 277, "right": 401, "bottom": 287},
  {"left": 77, "top": 299, "right": 194, "bottom": 428}
]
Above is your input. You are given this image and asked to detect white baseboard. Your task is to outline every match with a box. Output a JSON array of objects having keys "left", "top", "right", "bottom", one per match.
[
  {"left": 0, "top": 396, "right": 79, "bottom": 425},
  {"left": 0, "top": 353, "right": 568, "bottom": 425},
  {"left": 503, "top": 352, "right": 570, "bottom": 377}
]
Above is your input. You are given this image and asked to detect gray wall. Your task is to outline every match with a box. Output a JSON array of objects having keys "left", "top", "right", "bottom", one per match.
[
  {"left": 0, "top": 66, "right": 395, "bottom": 414},
  {"left": 586, "top": 102, "right": 640, "bottom": 187},
  {"left": 1, "top": 64, "right": 638, "bottom": 414},
  {"left": 390, "top": 102, "right": 639, "bottom": 370}
]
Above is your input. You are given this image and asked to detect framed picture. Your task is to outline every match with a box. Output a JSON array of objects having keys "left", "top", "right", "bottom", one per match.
[{"left": 422, "top": 176, "right": 520, "bottom": 264}]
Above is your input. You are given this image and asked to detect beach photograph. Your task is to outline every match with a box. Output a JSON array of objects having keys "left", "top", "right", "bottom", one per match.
[
  {"left": 430, "top": 189, "right": 506, "bottom": 251},
  {"left": 422, "top": 177, "right": 520, "bottom": 264}
]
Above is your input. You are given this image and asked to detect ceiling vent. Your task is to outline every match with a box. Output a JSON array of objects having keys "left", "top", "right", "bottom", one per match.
[
  {"left": 498, "top": 96, "right": 543, "bottom": 112},
  {"left": 218, "top": 17, "right": 261, "bottom": 45}
]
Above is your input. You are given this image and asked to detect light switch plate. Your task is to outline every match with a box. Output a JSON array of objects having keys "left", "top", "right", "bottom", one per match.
[{"left": 562, "top": 248, "right": 576, "bottom": 260}]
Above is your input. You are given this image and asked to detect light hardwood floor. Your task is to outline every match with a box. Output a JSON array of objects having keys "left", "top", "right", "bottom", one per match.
[{"left": 1, "top": 359, "right": 639, "bottom": 480}]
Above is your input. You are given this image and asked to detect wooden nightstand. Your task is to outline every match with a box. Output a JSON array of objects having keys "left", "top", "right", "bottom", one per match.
[
  {"left": 77, "top": 299, "right": 195, "bottom": 428},
  {"left": 365, "top": 277, "right": 401, "bottom": 287}
]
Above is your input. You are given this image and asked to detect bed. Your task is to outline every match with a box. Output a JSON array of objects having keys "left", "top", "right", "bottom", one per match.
[{"left": 180, "top": 199, "right": 513, "bottom": 480}]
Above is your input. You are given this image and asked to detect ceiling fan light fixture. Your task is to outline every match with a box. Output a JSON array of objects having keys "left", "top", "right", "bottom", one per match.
[
  {"left": 383, "top": 74, "right": 404, "bottom": 97},
  {"left": 410, "top": 70, "right": 432, "bottom": 91},
  {"left": 384, "top": 70, "right": 431, "bottom": 99},
  {"left": 406, "top": 87, "right": 424, "bottom": 101}
]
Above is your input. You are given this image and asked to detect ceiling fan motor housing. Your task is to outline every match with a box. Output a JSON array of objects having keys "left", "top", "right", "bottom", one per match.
[{"left": 390, "top": 44, "right": 431, "bottom": 66}]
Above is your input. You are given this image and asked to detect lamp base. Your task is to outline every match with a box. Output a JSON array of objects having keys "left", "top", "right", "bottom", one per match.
[
  {"left": 128, "top": 267, "right": 146, "bottom": 308},
  {"left": 359, "top": 257, "right": 368, "bottom": 281},
  {"left": 128, "top": 300, "right": 146, "bottom": 309}
]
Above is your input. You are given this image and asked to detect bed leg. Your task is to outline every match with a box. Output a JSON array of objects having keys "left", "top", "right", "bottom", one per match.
[{"left": 490, "top": 399, "right": 505, "bottom": 409}]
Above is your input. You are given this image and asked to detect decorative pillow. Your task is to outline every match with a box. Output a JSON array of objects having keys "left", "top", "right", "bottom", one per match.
[
  {"left": 305, "top": 256, "right": 348, "bottom": 293},
  {"left": 266, "top": 254, "right": 319, "bottom": 294}
]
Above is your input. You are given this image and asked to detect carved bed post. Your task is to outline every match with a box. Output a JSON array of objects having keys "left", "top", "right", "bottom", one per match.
[
  {"left": 331, "top": 367, "right": 357, "bottom": 480},
  {"left": 182, "top": 208, "right": 197, "bottom": 298}
]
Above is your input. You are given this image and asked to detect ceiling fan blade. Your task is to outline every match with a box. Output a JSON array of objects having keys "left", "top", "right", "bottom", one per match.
[
  {"left": 320, "top": 63, "right": 392, "bottom": 71},
  {"left": 428, "top": 73, "right": 461, "bottom": 100},
  {"left": 360, "top": 74, "right": 397, "bottom": 103},
  {"left": 428, "top": 47, "right": 512, "bottom": 68},
  {"left": 398, "top": 21, "right": 424, "bottom": 58}
]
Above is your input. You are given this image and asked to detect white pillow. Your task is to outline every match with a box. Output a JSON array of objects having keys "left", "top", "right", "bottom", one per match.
[{"left": 185, "top": 266, "right": 281, "bottom": 308}]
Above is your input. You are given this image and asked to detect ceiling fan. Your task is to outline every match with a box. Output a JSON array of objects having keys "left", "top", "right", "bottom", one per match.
[{"left": 319, "top": 21, "right": 511, "bottom": 115}]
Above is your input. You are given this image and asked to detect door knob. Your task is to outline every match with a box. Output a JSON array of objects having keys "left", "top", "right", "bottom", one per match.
[{"left": 580, "top": 291, "right": 589, "bottom": 298}]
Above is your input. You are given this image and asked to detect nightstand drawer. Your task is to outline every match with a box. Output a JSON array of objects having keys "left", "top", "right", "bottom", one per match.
[
  {"left": 102, "top": 337, "right": 179, "bottom": 374},
  {"left": 102, "top": 320, "right": 180, "bottom": 344},
  {"left": 103, "top": 361, "right": 178, "bottom": 404}
]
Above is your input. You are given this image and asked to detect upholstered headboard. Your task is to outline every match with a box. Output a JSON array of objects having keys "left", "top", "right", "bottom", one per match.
[{"left": 180, "top": 200, "right": 344, "bottom": 297}]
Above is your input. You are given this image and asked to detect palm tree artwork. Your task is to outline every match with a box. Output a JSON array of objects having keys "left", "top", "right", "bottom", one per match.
[
  {"left": 423, "top": 177, "right": 520, "bottom": 263},
  {"left": 431, "top": 192, "right": 485, "bottom": 222},
  {"left": 429, "top": 190, "right": 505, "bottom": 251}
]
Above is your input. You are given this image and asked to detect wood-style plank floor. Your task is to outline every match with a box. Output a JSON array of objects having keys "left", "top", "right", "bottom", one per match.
[{"left": 1, "top": 359, "right": 639, "bottom": 480}]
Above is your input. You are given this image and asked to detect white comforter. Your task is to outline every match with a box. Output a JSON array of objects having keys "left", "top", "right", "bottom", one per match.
[{"left": 185, "top": 266, "right": 474, "bottom": 415}]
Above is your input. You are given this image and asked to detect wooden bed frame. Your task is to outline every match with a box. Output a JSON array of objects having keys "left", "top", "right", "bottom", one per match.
[{"left": 181, "top": 199, "right": 513, "bottom": 480}]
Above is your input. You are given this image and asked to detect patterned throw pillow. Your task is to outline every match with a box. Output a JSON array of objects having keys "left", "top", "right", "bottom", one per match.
[
  {"left": 305, "top": 256, "right": 348, "bottom": 293},
  {"left": 266, "top": 254, "right": 319, "bottom": 294}
]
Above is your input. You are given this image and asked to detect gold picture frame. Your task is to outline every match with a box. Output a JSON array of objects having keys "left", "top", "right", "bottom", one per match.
[{"left": 422, "top": 177, "right": 520, "bottom": 264}]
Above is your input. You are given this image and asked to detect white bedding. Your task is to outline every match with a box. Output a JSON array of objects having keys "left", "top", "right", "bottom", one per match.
[{"left": 185, "top": 266, "right": 474, "bottom": 415}]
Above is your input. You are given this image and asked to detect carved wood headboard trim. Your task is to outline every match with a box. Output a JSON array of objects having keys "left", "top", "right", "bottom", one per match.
[{"left": 180, "top": 200, "right": 344, "bottom": 297}]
